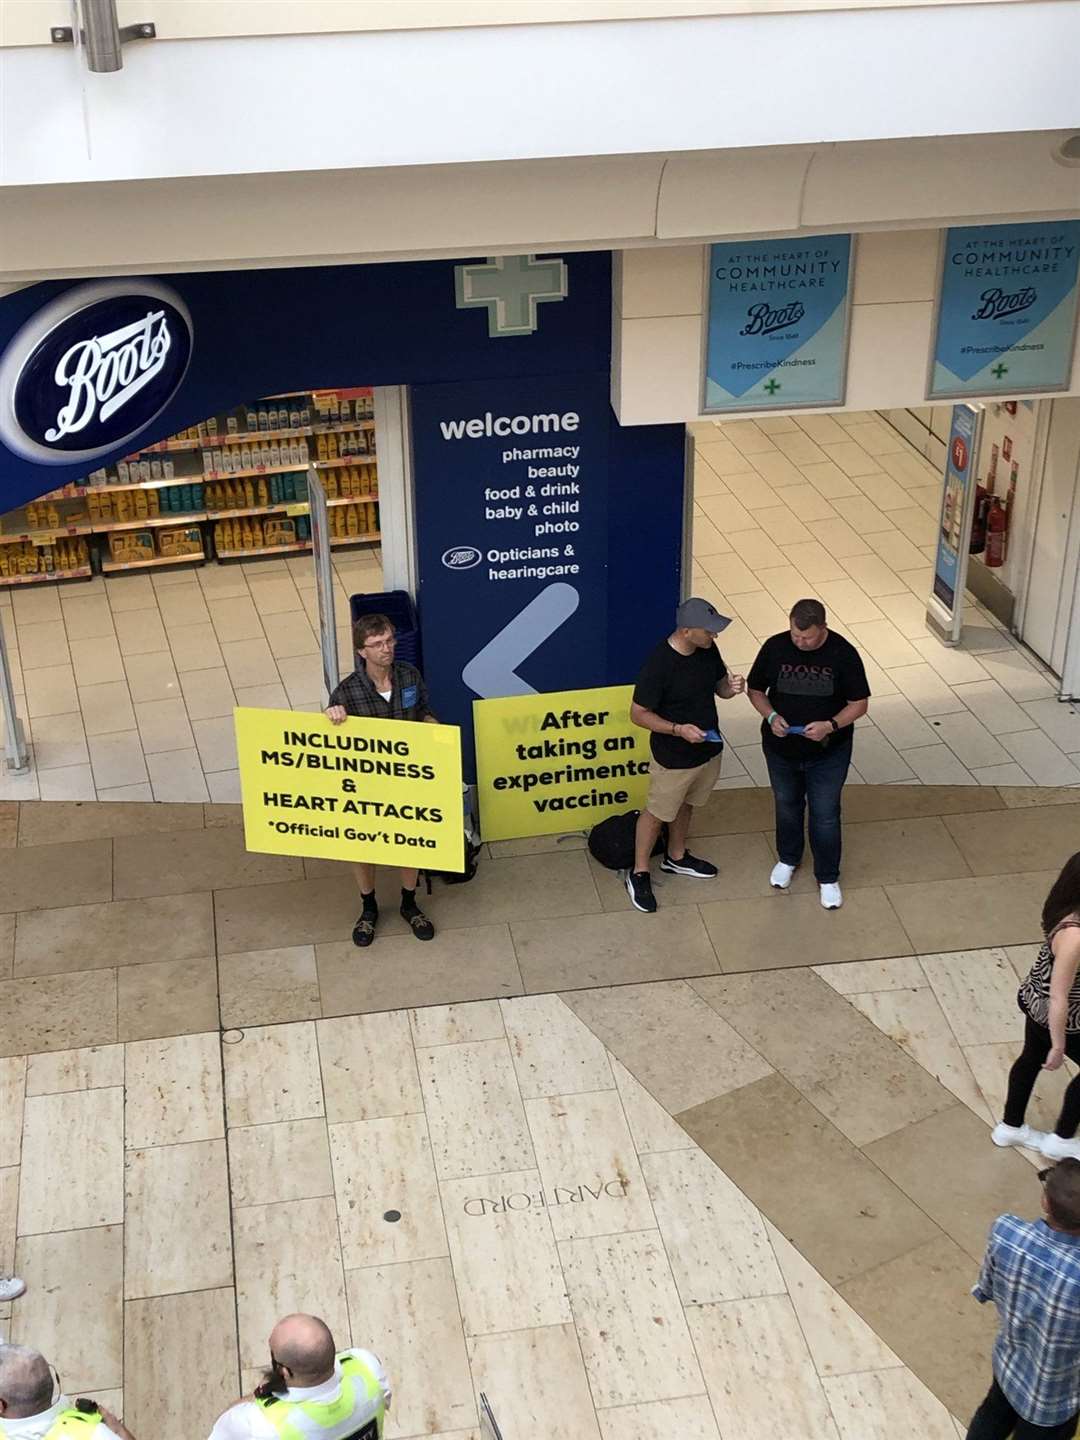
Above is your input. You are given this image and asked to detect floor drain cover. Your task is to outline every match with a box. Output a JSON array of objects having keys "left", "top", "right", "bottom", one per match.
[{"left": 383, "top": 1210, "right": 402, "bottom": 1223}]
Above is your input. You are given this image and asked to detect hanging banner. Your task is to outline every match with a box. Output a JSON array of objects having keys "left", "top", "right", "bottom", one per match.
[
  {"left": 927, "top": 403, "right": 983, "bottom": 644},
  {"left": 702, "top": 234, "right": 852, "bottom": 412},
  {"left": 473, "top": 683, "right": 650, "bottom": 841},
  {"left": 306, "top": 464, "right": 339, "bottom": 698},
  {"left": 929, "top": 222, "right": 1080, "bottom": 399},
  {"left": 235, "top": 706, "right": 464, "bottom": 869}
]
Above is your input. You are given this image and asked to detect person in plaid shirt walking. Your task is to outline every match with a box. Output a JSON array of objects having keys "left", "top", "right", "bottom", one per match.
[
  {"left": 969, "top": 1160, "right": 1080, "bottom": 1437},
  {"left": 326, "top": 612, "right": 438, "bottom": 948}
]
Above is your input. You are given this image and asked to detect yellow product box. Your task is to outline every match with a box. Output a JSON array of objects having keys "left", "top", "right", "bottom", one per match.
[
  {"left": 109, "top": 530, "right": 155, "bottom": 564},
  {"left": 264, "top": 518, "right": 296, "bottom": 546},
  {"left": 157, "top": 526, "right": 202, "bottom": 558}
]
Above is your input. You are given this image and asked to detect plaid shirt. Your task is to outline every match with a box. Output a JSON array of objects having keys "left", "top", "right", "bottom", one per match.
[
  {"left": 328, "top": 659, "right": 433, "bottom": 722},
  {"left": 975, "top": 1213, "right": 1080, "bottom": 1424}
]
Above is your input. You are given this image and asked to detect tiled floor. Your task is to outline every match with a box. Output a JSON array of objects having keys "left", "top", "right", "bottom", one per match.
[
  {"left": 4, "top": 791, "right": 1080, "bottom": 1433},
  {"left": 2, "top": 409, "right": 1076, "bottom": 804}
]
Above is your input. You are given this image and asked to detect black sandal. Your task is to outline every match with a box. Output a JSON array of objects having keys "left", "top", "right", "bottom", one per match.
[
  {"left": 402, "top": 907, "right": 435, "bottom": 942},
  {"left": 352, "top": 913, "right": 377, "bottom": 947}
]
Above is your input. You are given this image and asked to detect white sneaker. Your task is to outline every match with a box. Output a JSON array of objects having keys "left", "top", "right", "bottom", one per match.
[
  {"left": 1041, "top": 1133, "right": 1080, "bottom": 1161},
  {"left": 0, "top": 1276, "right": 25, "bottom": 1302},
  {"left": 992, "top": 1122, "right": 1047, "bottom": 1151},
  {"left": 770, "top": 862, "right": 796, "bottom": 890},
  {"left": 820, "top": 882, "right": 842, "bottom": 910}
]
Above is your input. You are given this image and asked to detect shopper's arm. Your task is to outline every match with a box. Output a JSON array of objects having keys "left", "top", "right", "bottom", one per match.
[
  {"left": 747, "top": 687, "right": 788, "bottom": 737},
  {"left": 95, "top": 1408, "right": 138, "bottom": 1440},
  {"left": 716, "top": 673, "right": 746, "bottom": 700},
  {"left": 629, "top": 701, "right": 705, "bottom": 744},
  {"left": 802, "top": 697, "right": 869, "bottom": 742},
  {"left": 1046, "top": 932, "right": 1080, "bottom": 1068}
]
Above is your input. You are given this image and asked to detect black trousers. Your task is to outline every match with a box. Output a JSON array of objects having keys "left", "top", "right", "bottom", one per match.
[
  {"left": 967, "top": 1378, "right": 1078, "bottom": 1438},
  {"left": 1003, "top": 1014, "right": 1080, "bottom": 1138}
]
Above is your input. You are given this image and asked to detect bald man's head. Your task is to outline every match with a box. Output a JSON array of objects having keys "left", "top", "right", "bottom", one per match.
[
  {"left": 0, "top": 1345, "right": 54, "bottom": 1418},
  {"left": 268, "top": 1315, "right": 337, "bottom": 1386}
]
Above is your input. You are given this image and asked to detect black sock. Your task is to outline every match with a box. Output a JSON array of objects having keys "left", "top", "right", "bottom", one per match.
[
  {"left": 400, "top": 886, "right": 420, "bottom": 916},
  {"left": 361, "top": 889, "right": 378, "bottom": 917}
]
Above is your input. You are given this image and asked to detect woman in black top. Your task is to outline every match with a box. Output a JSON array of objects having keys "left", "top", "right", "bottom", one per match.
[{"left": 995, "top": 852, "right": 1080, "bottom": 1160}]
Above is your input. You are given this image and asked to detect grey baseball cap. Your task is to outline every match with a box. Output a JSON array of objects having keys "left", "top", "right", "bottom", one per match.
[{"left": 676, "top": 596, "right": 732, "bottom": 633}]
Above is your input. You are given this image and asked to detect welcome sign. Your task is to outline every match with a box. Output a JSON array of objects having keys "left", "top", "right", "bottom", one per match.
[
  {"left": 702, "top": 235, "right": 852, "bottom": 412},
  {"left": 929, "top": 223, "right": 1080, "bottom": 399}
]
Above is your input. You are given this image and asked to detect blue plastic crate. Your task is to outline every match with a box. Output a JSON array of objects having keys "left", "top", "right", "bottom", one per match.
[{"left": 349, "top": 589, "right": 421, "bottom": 669}]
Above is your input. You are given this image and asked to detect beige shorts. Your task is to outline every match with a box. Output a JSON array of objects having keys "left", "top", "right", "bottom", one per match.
[{"left": 645, "top": 753, "right": 724, "bottom": 823}]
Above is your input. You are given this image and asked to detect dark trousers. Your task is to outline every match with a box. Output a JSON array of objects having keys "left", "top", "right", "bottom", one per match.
[
  {"left": 763, "top": 742, "right": 851, "bottom": 884},
  {"left": 967, "top": 1378, "right": 1078, "bottom": 1438},
  {"left": 1003, "top": 1014, "right": 1080, "bottom": 1138}
]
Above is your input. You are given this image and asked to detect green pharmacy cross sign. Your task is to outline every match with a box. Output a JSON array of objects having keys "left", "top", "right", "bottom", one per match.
[{"left": 455, "top": 255, "right": 569, "bottom": 338}]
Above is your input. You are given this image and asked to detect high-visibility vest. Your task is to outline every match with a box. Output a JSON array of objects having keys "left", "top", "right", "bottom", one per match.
[
  {"left": 255, "top": 1353, "right": 385, "bottom": 1440},
  {"left": 43, "top": 1409, "right": 103, "bottom": 1440}
]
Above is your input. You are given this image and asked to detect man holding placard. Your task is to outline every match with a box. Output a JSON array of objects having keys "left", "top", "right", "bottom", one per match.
[{"left": 326, "top": 613, "right": 439, "bottom": 947}]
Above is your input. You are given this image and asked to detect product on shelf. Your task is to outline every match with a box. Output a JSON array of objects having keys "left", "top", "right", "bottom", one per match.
[
  {"left": 109, "top": 531, "right": 156, "bottom": 564},
  {"left": 157, "top": 526, "right": 203, "bottom": 558},
  {"left": 0, "top": 537, "right": 90, "bottom": 578}
]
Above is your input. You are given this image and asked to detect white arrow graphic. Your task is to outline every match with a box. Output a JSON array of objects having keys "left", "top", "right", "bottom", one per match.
[{"left": 462, "top": 582, "right": 581, "bottom": 697}]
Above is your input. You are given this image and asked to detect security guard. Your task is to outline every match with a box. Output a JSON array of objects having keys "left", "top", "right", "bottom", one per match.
[
  {"left": 208, "top": 1315, "right": 390, "bottom": 1440},
  {"left": 0, "top": 1344, "right": 136, "bottom": 1440}
]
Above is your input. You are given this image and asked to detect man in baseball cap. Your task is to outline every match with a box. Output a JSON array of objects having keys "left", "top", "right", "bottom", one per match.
[{"left": 626, "top": 596, "right": 745, "bottom": 912}]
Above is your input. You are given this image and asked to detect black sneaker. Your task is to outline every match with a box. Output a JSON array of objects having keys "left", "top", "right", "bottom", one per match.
[
  {"left": 660, "top": 850, "right": 718, "bottom": 879},
  {"left": 625, "top": 870, "right": 658, "bottom": 913},
  {"left": 402, "top": 906, "right": 436, "bottom": 941},
  {"left": 352, "top": 911, "right": 378, "bottom": 947}
]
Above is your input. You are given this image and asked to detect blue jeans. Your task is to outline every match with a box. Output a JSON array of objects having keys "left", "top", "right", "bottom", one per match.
[{"left": 764, "top": 743, "right": 851, "bottom": 884}]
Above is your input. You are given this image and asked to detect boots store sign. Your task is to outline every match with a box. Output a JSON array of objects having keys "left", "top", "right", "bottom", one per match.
[{"left": 0, "top": 280, "right": 193, "bottom": 464}]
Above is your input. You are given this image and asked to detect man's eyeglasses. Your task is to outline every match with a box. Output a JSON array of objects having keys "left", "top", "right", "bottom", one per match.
[{"left": 360, "top": 637, "right": 395, "bottom": 651}]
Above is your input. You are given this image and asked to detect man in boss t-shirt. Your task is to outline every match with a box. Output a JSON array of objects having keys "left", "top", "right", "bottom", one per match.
[
  {"left": 627, "top": 597, "right": 747, "bottom": 914},
  {"left": 747, "top": 598, "right": 870, "bottom": 911}
]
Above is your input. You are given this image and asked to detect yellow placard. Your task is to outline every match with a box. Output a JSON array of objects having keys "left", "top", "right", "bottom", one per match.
[
  {"left": 473, "top": 684, "right": 651, "bottom": 842},
  {"left": 235, "top": 706, "right": 464, "bottom": 870}
]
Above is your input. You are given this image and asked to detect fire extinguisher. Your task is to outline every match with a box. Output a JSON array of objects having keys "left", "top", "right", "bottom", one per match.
[
  {"left": 985, "top": 497, "right": 1007, "bottom": 567},
  {"left": 970, "top": 483, "right": 988, "bottom": 554}
]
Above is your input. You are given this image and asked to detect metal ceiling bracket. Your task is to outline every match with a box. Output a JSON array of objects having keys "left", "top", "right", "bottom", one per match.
[{"left": 50, "top": 21, "right": 156, "bottom": 44}]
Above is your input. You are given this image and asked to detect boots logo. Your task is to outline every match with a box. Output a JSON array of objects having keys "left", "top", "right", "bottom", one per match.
[
  {"left": 442, "top": 546, "right": 482, "bottom": 569},
  {"left": 0, "top": 279, "right": 193, "bottom": 465},
  {"left": 972, "top": 287, "right": 1038, "bottom": 321},
  {"left": 740, "top": 300, "right": 805, "bottom": 337}
]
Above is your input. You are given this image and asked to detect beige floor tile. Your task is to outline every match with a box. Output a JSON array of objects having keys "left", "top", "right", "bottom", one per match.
[
  {"left": 198, "top": 565, "right": 251, "bottom": 600},
  {"left": 62, "top": 593, "right": 115, "bottom": 641},
  {"left": 262, "top": 611, "right": 318, "bottom": 659},
  {"left": 347, "top": 1257, "right": 477, "bottom": 1438},
  {"left": 246, "top": 576, "right": 304, "bottom": 614},
  {"left": 146, "top": 747, "right": 211, "bottom": 802},
  {"left": 124, "top": 1289, "right": 239, "bottom": 1440},
  {"left": 0, "top": 912, "right": 11, "bottom": 979},
  {"left": 698, "top": 552, "right": 763, "bottom": 594},
  {"left": 830, "top": 494, "right": 896, "bottom": 533},
  {"left": 500, "top": 995, "right": 613, "bottom": 1098},
  {"left": 609, "top": 1058, "right": 694, "bottom": 1155},
  {"left": 525, "top": 1091, "right": 653, "bottom": 1239},
  {"left": 561, "top": 1230, "right": 702, "bottom": 1406},
  {"left": 775, "top": 431, "right": 828, "bottom": 465},
  {"left": 125, "top": 1137, "right": 232, "bottom": 1297},
  {"left": 70, "top": 634, "right": 125, "bottom": 687},
  {"left": 1000, "top": 728, "right": 1080, "bottom": 785},
  {"left": 156, "top": 586, "right": 211, "bottom": 627},
  {"left": 224, "top": 1021, "right": 324, "bottom": 1127},
  {"left": 0, "top": 1057, "right": 26, "bottom": 1166},
  {"left": 233, "top": 1193, "right": 348, "bottom": 1366},
  {"left": 677, "top": 1074, "right": 939, "bottom": 1287},
  {"left": 419, "top": 1038, "right": 533, "bottom": 1180},
  {"left": 88, "top": 731, "right": 149, "bottom": 789},
  {"left": 24, "top": 663, "right": 79, "bottom": 717},
  {"left": 919, "top": 947, "right": 1031, "bottom": 1046},
  {"left": 964, "top": 1039, "right": 1073, "bottom": 1137},
  {"left": 912, "top": 636, "right": 990, "bottom": 686},
  {"left": 221, "top": 636, "right": 281, "bottom": 689},
  {"left": 0, "top": 1165, "right": 17, "bottom": 1279},
  {"left": 824, "top": 1368, "right": 957, "bottom": 1440},
  {"left": 564, "top": 981, "right": 771, "bottom": 1114},
  {"left": 728, "top": 527, "right": 785, "bottom": 567},
  {"left": 764, "top": 1222, "right": 901, "bottom": 1376},
  {"left": 37, "top": 764, "right": 95, "bottom": 803},
  {"left": 1020, "top": 696, "right": 1080, "bottom": 751},
  {"left": 927, "top": 713, "right": 1011, "bottom": 769},
  {"left": 867, "top": 529, "right": 931, "bottom": 572},
  {"left": 219, "top": 944, "right": 320, "bottom": 1026},
  {"left": 112, "top": 607, "right": 168, "bottom": 656},
  {"left": 730, "top": 589, "right": 793, "bottom": 637},
  {"left": 850, "top": 988, "right": 990, "bottom": 1121},
  {"left": 167, "top": 621, "right": 224, "bottom": 673},
  {"left": 331, "top": 1112, "right": 446, "bottom": 1267},
  {"left": 886, "top": 663, "right": 967, "bottom": 716},
  {"left": 746, "top": 506, "right": 814, "bottom": 546},
  {"left": 117, "top": 955, "right": 218, "bottom": 1041},
  {"left": 689, "top": 1295, "right": 838, "bottom": 1440},
  {"left": 874, "top": 588, "right": 936, "bottom": 639},
  {"left": 134, "top": 697, "right": 195, "bottom": 754},
  {"left": 694, "top": 970, "right": 951, "bottom": 1146},
  {"left": 513, "top": 907, "right": 719, "bottom": 992},
  {"left": 773, "top": 483, "right": 836, "bottom": 522},
  {"left": 0, "top": 968, "right": 118, "bottom": 1057},
  {"left": 113, "top": 824, "right": 301, "bottom": 898},
  {"left": 951, "top": 679, "right": 1037, "bottom": 734},
  {"left": 25, "top": 1043, "right": 123, "bottom": 1096},
  {"left": 16, "top": 891, "right": 212, "bottom": 976},
  {"left": 849, "top": 617, "right": 922, "bottom": 666},
  {"left": 410, "top": 1000, "right": 505, "bottom": 1048},
  {"left": 12, "top": 587, "right": 61, "bottom": 623},
  {"left": 972, "top": 762, "right": 1036, "bottom": 786},
  {"left": 890, "top": 873, "right": 1051, "bottom": 955},
  {"left": 838, "top": 1234, "right": 999, "bottom": 1421},
  {"left": 317, "top": 1011, "right": 422, "bottom": 1122},
  {"left": 317, "top": 924, "right": 523, "bottom": 1016},
  {"left": 230, "top": 1117, "right": 333, "bottom": 1208},
  {"left": 206, "top": 768, "right": 242, "bottom": 804},
  {"left": 77, "top": 680, "right": 138, "bottom": 736},
  {"left": 179, "top": 666, "right": 237, "bottom": 720},
  {"left": 598, "top": 1396, "right": 719, "bottom": 1440},
  {"left": 846, "top": 730, "right": 917, "bottom": 781},
  {"left": 468, "top": 1324, "right": 600, "bottom": 1440},
  {"left": 805, "top": 517, "right": 873, "bottom": 558},
  {"left": 105, "top": 574, "right": 156, "bottom": 611},
  {"left": 587, "top": 834, "right": 777, "bottom": 908},
  {"left": 11, "top": 1225, "right": 123, "bottom": 1389},
  {"left": 788, "top": 815, "right": 970, "bottom": 890},
  {"left": 190, "top": 714, "right": 240, "bottom": 773},
  {"left": 865, "top": 1103, "right": 1035, "bottom": 1262},
  {"left": 700, "top": 886, "right": 912, "bottom": 972},
  {"left": 781, "top": 540, "right": 848, "bottom": 582},
  {"left": 19, "top": 1086, "right": 124, "bottom": 1232},
  {"left": 697, "top": 438, "right": 756, "bottom": 473},
  {"left": 642, "top": 1148, "right": 782, "bottom": 1305},
  {"left": 799, "top": 460, "right": 861, "bottom": 500},
  {"left": 944, "top": 805, "right": 1080, "bottom": 878},
  {"left": 275, "top": 652, "right": 326, "bottom": 706},
  {"left": 751, "top": 450, "right": 805, "bottom": 485},
  {"left": 234, "top": 680, "right": 290, "bottom": 709},
  {"left": 124, "top": 1032, "right": 224, "bottom": 1148},
  {"left": 866, "top": 693, "right": 941, "bottom": 750},
  {"left": 899, "top": 744, "right": 977, "bottom": 786},
  {"left": 17, "top": 796, "right": 203, "bottom": 846},
  {"left": 406, "top": 852, "right": 602, "bottom": 932},
  {"left": 812, "top": 578, "right": 885, "bottom": 624},
  {"left": 441, "top": 1168, "right": 571, "bottom": 1335},
  {"left": 17, "top": 619, "right": 70, "bottom": 671},
  {"left": 124, "top": 650, "right": 181, "bottom": 702},
  {"left": 998, "top": 786, "right": 1080, "bottom": 809}
]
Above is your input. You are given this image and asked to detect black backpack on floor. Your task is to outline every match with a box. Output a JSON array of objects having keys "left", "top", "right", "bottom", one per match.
[{"left": 588, "top": 810, "right": 665, "bottom": 871}]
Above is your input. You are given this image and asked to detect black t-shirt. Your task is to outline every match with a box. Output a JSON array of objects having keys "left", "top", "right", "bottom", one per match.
[
  {"left": 632, "top": 639, "right": 727, "bottom": 769},
  {"left": 747, "top": 630, "right": 870, "bottom": 758}
]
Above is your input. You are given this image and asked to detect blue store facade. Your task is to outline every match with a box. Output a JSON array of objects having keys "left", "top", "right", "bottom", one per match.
[{"left": 0, "top": 252, "right": 686, "bottom": 765}]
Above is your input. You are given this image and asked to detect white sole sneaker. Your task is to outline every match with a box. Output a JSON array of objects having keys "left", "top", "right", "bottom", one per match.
[
  {"left": 0, "top": 1275, "right": 26, "bottom": 1303},
  {"left": 770, "top": 862, "right": 796, "bottom": 889},
  {"left": 820, "top": 882, "right": 842, "bottom": 910},
  {"left": 992, "top": 1122, "right": 1047, "bottom": 1151},
  {"left": 1042, "top": 1132, "right": 1080, "bottom": 1161}
]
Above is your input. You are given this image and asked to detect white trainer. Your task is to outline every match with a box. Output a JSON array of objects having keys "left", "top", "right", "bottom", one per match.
[
  {"left": 1042, "top": 1133, "right": 1080, "bottom": 1161},
  {"left": 992, "top": 1122, "right": 1047, "bottom": 1151},
  {"left": 770, "top": 862, "right": 796, "bottom": 890},
  {"left": 0, "top": 1275, "right": 26, "bottom": 1302},
  {"left": 820, "top": 882, "right": 842, "bottom": 910}
]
